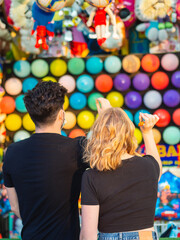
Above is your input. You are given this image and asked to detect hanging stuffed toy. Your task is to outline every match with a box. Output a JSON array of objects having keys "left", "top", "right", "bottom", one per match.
[
  {"left": 85, "top": 0, "right": 119, "bottom": 46},
  {"left": 32, "top": 2, "right": 55, "bottom": 50},
  {"left": 135, "top": 0, "right": 177, "bottom": 42}
]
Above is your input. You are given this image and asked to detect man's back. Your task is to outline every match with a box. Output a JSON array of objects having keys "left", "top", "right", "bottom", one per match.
[{"left": 3, "top": 133, "right": 85, "bottom": 240}]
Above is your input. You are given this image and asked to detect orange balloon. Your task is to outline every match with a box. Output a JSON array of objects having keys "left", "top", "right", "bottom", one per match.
[
  {"left": 152, "top": 128, "right": 161, "bottom": 144},
  {"left": 95, "top": 74, "right": 113, "bottom": 92},
  {"left": 141, "top": 54, "right": 160, "bottom": 72},
  {"left": 69, "top": 129, "right": 86, "bottom": 138},
  {"left": 151, "top": 72, "right": 169, "bottom": 90},
  {"left": 0, "top": 96, "right": 15, "bottom": 114},
  {"left": 122, "top": 55, "right": 140, "bottom": 73}
]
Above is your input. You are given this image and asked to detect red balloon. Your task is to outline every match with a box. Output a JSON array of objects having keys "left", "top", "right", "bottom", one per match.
[
  {"left": 141, "top": 54, "right": 160, "bottom": 72},
  {"left": 95, "top": 74, "right": 113, "bottom": 93},
  {"left": 172, "top": 108, "right": 180, "bottom": 126},
  {"left": 151, "top": 72, "right": 169, "bottom": 90},
  {"left": 69, "top": 129, "right": 86, "bottom": 138},
  {"left": 0, "top": 96, "right": 15, "bottom": 114},
  {"left": 154, "top": 109, "right": 171, "bottom": 127}
]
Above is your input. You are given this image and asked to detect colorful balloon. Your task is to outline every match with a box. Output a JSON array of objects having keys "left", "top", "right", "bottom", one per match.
[
  {"left": 50, "top": 59, "right": 67, "bottom": 77},
  {"left": 125, "top": 91, "right": 142, "bottom": 109},
  {"left": 61, "top": 130, "right": 67, "bottom": 137},
  {"left": 63, "top": 111, "right": 76, "bottom": 129},
  {"left": 154, "top": 109, "right": 171, "bottom": 128},
  {"left": 104, "top": 56, "right": 121, "bottom": 74},
  {"left": 86, "top": 57, "right": 103, "bottom": 74},
  {"left": 15, "top": 95, "right": 27, "bottom": 113},
  {"left": 0, "top": 96, "right": 15, "bottom": 114},
  {"left": 114, "top": 74, "right": 131, "bottom": 91},
  {"left": 172, "top": 108, "right": 180, "bottom": 126},
  {"left": 23, "top": 113, "right": 35, "bottom": 131},
  {"left": 152, "top": 128, "right": 161, "bottom": 144},
  {"left": 134, "top": 109, "right": 150, "bottom": 126},
  {"left": 106, "top": 92, "right": 124, "bottom": 108},
  {"left": 0, "top": 86, "right": 5, "bottom": 97},
  {"left": 151, "top": 72, "right": 169, "bottom": 90},
  {"left": 59, "top": 75, "right": 76, "bottom": 93},
  {"left": 13, "top": 60, "right": 31, "bottom": 78},
  {"left": 95, "top": 74, "right": 113, "bottom": 93},
  {"left": 5, "top": 114, "right": 22, "bottom": 131},
  {"left": 42, "top": 76, "right": 57, "bottom": 82},
  {"left": 69, "top": 129, "right": 86, "bottom": 138},
  {"left": 161, "top": 53, "right": 179, "bottom": 71},
  {"left": 31, "top": 59, "right": 49, "bottom": 78},
  {"left": 124, "top": 109, "right": 133, "bottom": 122},
  {"left": 23, "top": 78, "right": 38, "bottom": 93},
  {"left": 171, "top": 71, "right": 180, "bottom": 88},
  {"left": 5, "top": 78, "right": 22, "bottom": 95},
  {"left": 68, "top": 58, "right": 85, "bottom": 75},
  {"left": 134, "top": 128, "right": 142, "bottom": 144},
  {"left": 133, "top": 73, "right": 150, "bottom": 91},
  {"left": 77, "top": 111, "right": 95, "bottom": 129},
  {"left": 63, "top": 96, "right": 69, "bottom": 110},
  {"left": 70, "top": 92, "right": 87, "bottom": 110},
  {"left": 141, "top": 54, "right": 160, "bottom": 72},
  {"left": 76, "top": 75, "right": 94, "bottom": 93},
  {"left": 88, "top": 93, "right": 104, "bottom": 111},
  {"left": 122, "top": 55, "right": 140, "bottom": 73},
  {"left": 163, "top": 90, "right": 180, "bottom": 107},
  {"left": 13, "top": 130, "right": 30, "bottom": 142},
  {"left": 163, "top": 126, "right": 180, "bottom": 145},
  {"left": 143, "top": 90, "right": 162, "bottom": 109}
]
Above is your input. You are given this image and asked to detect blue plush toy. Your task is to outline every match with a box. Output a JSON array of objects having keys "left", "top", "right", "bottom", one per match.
[{"left": 32, "top": 2, "right": 55, "bottom": 50}]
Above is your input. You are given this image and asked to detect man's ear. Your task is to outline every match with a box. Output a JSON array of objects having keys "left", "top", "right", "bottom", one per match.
[{"left": 59, "top": 109, "right": 64, "bottom": 121}]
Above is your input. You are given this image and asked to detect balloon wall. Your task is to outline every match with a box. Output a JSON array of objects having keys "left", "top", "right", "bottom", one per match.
[{"left": 1, "top": 53, "right": 180, "bottom": 146}]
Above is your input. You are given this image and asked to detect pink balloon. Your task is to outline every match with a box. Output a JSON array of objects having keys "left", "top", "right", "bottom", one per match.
[
  {"left": 58, "top": 75, "right": 76, "bottom": 93},
  {"left": 161, "top": 54, "right": 179, "bottom": 71}
]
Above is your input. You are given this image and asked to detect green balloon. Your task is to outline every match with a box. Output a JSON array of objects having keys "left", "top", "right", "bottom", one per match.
[
  {"left": 163, "top": 126, "right": 180, "bottom": 145},
  {"left": 88, "top": 92, "right": 104, "bottom": 111},
  {"left": 68, "top": 58, "right": 85, "bottom": 75},
  {"left": 31, "top": 59, "right": 49, "bottom": 78}
]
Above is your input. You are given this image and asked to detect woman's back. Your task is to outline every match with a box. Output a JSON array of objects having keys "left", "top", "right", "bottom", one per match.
[{"left": 81, "top": 155, "right": 160, "bottom": 233}]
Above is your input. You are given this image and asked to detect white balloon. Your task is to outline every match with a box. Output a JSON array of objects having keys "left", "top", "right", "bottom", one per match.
[
  {"left": 143, "top": 90, "right": 162, "bottom": 109},
  {"left": 58, "top": 75, "right": 76, "bottom": 93}
]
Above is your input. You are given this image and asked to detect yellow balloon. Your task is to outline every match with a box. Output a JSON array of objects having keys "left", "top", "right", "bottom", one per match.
[
  {"left": 42, "top": 76, "right": 57, "bottom": 82},
  {"left": 50, "top": 59, "right": 67, "bottom": 77},
  {"left": 152, "top": 128, "right": 161, "bottom": 144},
  {"left": 63, "top": 96, "right": 69, "bottom": 110},
  {"left": 106, "top": 92, "right": 124, "bottom": 108},
  {"left": 23, "top": 113, "right": 35, "bottom": 131},
  {"left": 63, "top": 111, "right": 76, "bottom": 129},
  {"left": 134, "top": 128, "right": 142, "bottom": 144},
  {"left": 5, "top": 114, "right": 22, "bottom": 131},
  {"left": 77, "top": 111, "right": 95, "bottom": 129}
]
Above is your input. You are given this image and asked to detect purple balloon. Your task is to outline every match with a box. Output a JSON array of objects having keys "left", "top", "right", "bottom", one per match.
[
  {"left": 125, "top": 91, "right": 142, "bottom": 109},
  {"left": 163, "top": 90, "right": 180, "bottom": 107},
  {"left": 114, "top": 74, "right": 131, "bottom": 91},
  {"left": 133, "top": 73, "right": 150, "bottom": 91},
  {"left": 171, "top": 71, "right": 180, "bottom": 88}
]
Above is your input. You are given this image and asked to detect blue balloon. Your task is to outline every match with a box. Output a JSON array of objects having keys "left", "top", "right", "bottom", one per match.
[
  {"left": 61, "top": 130, "right": 67, "bottom": 137},
  {"left": 70, "top": 92, "right": 87, "bottom": 110},
  {"left": 124, "top": 110, "right": 133, "bottom": 122},
  {"left": 76, "top": 75, "right": 94, "bottom": 93},
  {"left": 86, "top": 57, "right": 103, "bottom": 74},
  {"left": 15, "top": 95, "right": 27, "bottom": 113},
  {"left": 13, "top": 130, "right": 30, "bottom": 142},
  {"left": 23, "top": 77, "right": 38, "bottom": 93},
  {"left": 125, "top": 91, "right": 142, "bottom": 109},
  {"left": 104, "top": 56, "right": 121, "bottom": 74},
  {"left": 134, "top": 109, "right": 150, "bottom": 126},
  {"left": 13, "top": 60, "right": 31, "bottom": 78}
]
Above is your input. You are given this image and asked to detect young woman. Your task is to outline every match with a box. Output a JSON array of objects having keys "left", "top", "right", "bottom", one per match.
[{"left": 80, "top": 98, "right": 162, "bottom": 240}]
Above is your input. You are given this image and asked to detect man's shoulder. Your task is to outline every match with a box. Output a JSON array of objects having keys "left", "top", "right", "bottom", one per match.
[{"left": 6, "top": 137, "right": 31, "bottom": 153}]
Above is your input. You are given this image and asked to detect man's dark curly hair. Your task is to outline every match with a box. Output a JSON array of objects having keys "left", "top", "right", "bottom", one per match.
[{"left": 24, "top": 81, "right": 67, "bottom": 126}]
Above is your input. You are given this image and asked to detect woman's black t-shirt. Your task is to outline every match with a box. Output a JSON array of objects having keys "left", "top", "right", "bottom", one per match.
[{"left": 81, "top": 155, "right": 160, "bottom": 233}]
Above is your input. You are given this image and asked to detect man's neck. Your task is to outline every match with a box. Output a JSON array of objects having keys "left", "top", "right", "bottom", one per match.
[{"left": 35, "top": 126, "right": 61, "bottom": 135}]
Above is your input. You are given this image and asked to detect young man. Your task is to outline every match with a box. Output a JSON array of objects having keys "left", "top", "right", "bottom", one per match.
[{"left": 3, "top": 81, "right": 86, "bottom": 240}]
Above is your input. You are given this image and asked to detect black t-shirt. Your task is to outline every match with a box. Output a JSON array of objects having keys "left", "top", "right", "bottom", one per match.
[
  {"left": 81, "top": 155, "right": 160, "bottom": 233},
  {"left": 3, "top": 133, "right": 86, "bottom": 240}
]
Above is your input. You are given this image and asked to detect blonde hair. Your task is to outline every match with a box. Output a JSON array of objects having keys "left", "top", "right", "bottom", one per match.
[{"left": 84, "top": 108, "right": 139, "bottom": 171}]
